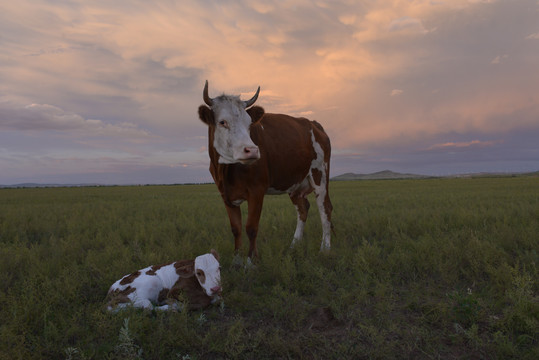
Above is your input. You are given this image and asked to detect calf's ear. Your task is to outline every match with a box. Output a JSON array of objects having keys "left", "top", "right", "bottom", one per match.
[
  {"left": 198, "top": 105, "right": 215, "bottom": 126},
  {"left": 247, "top": 106, "right": 264, "bottom": 123},
  {"left": 210, "top": 249, "right": 220, "bottom": 261},
  {"left": 176, "top": 263, "right": 195, "bottom": 277}
]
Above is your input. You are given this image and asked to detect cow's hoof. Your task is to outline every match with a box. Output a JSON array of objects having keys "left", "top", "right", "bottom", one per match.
[{"left": 245, "top": 257, "right": 257, "bottom": 270}]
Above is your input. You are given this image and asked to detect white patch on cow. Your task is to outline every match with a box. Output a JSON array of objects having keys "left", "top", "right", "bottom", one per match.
[
  {"left": 194, "top": 253, "right": 221, "bottom": 297},
  {"left": 288, "top": 130, "right": 331, "bottom": 250},
  {"left": 232, "top": 199, "right": 244, "bottom": 206},
  {"left": 309, "top": 129, "right": 331, "bottom": 251},
  {"left": 108, "top": 263, "right": 180, "bottom": 310}
]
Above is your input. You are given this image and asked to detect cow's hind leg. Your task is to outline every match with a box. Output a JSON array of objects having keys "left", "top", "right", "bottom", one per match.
[
  {"left": 289, "top": 194, "right": 310, "bottom": 248},
  {"left": 310, "top": 170, "right": 333, "bottom": 251}
]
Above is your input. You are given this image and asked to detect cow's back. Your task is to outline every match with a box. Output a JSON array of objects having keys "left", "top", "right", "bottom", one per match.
[{"left": 250, "top": 113, "right": 330, "bottom": 192}]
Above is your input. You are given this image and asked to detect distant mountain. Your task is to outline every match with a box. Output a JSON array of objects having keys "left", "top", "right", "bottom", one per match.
[
  {"left": 331, "top": 170, "right": 539, "bottom": 181},
  {"left": 331, "top": 170, "right": 431, "bottom": 181}
]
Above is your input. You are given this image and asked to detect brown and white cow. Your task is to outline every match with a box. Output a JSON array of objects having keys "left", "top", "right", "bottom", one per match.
[
  {"left": 107, "top": 250, "right": 222, "bottom": 311},
  {"left": 198, "top": 81, "right": 333, "bottom": 259}
]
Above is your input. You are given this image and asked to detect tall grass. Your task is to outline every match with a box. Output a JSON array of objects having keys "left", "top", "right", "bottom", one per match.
[{"left": 0, "top": 178, "right": 537, "bottom": 359}]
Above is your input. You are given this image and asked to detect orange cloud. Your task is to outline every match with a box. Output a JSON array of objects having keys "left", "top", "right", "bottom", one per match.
[{"left": 428, "top": 140, "right": 504, "bottom": 150}]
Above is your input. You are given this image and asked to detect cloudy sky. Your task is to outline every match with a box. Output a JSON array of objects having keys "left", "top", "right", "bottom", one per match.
[{"left": 1, "top": 0, "right": 538, "bottom": 184}]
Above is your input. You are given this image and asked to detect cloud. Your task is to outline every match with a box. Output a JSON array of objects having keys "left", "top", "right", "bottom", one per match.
[
  {"left": 388, "top": 16, "right": 428, "bottom": 34},
  {"left": 0, "top": 101, "right": 153, "bottom": 140},
  {"left": 491, "top": 54, "right": 508, "bottom": 64},
  {"left": 1, "top": 0, "right": 538, "bottom": 183},
  {"left": 338, "top": 14, "right": 357, "bottom": 26},
  {"left": 427, "top": 140, "right": 503, "bottom": 150}
]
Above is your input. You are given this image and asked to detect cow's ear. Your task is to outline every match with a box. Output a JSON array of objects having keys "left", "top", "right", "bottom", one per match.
[
  {"left": 198, "top": 105, "right": 215, "bottom": 126},
  {"left": 247, "top": 106, "right": 264, "bottom": 123},
  {"left": 210, "top": 249, "right": 220, "bottom": 261},
  {"left": 176, "top": 262, "right": 195, "bottom": 277}
]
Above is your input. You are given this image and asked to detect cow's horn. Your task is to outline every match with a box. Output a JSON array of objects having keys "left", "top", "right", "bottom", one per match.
[
  {"left": 243, "top": 86, "right": 260, "bottom": 108},
  {"left": 203, "top": 80, "right": 213, "bottom": 106}
]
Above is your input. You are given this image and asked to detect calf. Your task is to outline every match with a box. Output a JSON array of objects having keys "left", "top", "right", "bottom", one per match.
[{"left": 107, "top": 250, "right": 221, "bottom": 311}]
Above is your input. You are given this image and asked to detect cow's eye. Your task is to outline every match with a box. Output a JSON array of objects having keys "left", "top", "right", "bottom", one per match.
[{"left": 219, "top": 120, "right": 228, "bottom": 128}]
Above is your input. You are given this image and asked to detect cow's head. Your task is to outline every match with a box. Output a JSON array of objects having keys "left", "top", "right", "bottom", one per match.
[
  {"left": 198, "top": 81, "right": 265, "bottom": 164},
  {"left": 193, "top": 250, "right": 222, "bottom": 298}
]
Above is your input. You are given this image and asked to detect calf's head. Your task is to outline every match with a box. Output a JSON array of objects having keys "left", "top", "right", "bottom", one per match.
[
  {"left": 198, "top": 81, "right": 265, "bottom": 165},
  {"left": 189, "top": 249, "right": 221, "bottom": 298}
]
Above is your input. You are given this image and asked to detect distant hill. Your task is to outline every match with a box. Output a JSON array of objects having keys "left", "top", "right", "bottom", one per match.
[
  {"left": 0, "top": 183, "right": 103, "bottom": 189},
  {"left": 331, "top": 170, "right": 539, "bottom": 181},
  {"left": 2, "top": 170, "right": 536, "bottom": 188},
  {"left": 331, "top": 170, "right": 432, "bottom": 181}
]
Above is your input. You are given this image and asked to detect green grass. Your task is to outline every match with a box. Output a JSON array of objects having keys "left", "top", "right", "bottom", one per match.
[{"left": 0, "top": 178, "right": 537, "bottom": 359}]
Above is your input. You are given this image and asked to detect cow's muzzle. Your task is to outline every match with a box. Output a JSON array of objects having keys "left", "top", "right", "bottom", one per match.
[{"left": 239, "top": 146, "right": 260, "bottom": 164}]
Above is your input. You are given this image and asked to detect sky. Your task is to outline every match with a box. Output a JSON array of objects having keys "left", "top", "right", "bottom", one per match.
[{"left": 1, "top": 0, "right": 538, "bottom": 185}]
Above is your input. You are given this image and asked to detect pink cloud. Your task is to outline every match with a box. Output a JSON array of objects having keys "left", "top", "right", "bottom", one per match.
[{"left": 428, "top": 140, "right": 504, "bottom": 150}]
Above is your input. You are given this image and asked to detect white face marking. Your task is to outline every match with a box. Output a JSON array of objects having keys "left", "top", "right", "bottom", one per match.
[
  {"left": 194, "top": 253, "right": 221, "bottom": 297},
  {"left": 211, "top": 97, "right": 259, "bottom": 164}
]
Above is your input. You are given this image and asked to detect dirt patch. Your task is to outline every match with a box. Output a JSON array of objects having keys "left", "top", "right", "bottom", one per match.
[{"left": 307, "top": 306, "right": 337, "bottom": 330}]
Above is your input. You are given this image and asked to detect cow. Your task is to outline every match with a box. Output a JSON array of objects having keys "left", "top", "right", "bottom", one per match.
[
  {"left": 107, "top": 250, "right": 222, "bottom": 311},
  {"left": 198, "top": 81, "right": 333, "bottom": 259}
]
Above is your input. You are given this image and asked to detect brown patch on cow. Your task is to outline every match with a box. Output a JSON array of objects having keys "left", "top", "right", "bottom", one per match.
[
  {"left": 174, "top": 259, "right": 195, "bottom": 277},
  {"left": 145, "top": 268, "right": 157, "bottom": 276},
  {"left": 145, "top": 262, "right": 171, "bottom": 276},
  {"left": 173, "top": 276, "right": 213, "bottom": 310},
  {"left": 311, "top": 167, "right": 323, "bottom": 186},
  {"left": 120, "top": 271, "right": 140, "bottom": 285},
  {"left": 196, "top": 269, "right": 206, "bottom": 284},
  {"left": 247, "top": 106, "right": 265, "bottom": 123},
  {"left": 157, "top": 288, "right": 170, "bottom": 304},
  {"left": 107, "top": 286, "right": 136, "bottom": 307},
  {"left": 198, "top": 105, "right": 215, "bottom": 126}
]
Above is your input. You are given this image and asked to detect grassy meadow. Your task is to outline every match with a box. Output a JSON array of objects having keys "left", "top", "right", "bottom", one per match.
[{"left": 0, "top": 177, "right": 537, "bottom": 359}]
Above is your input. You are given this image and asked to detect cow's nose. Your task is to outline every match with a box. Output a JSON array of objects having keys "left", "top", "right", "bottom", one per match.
[
  {"left": 211, "top": 285, "right": 222, "bottom": 294},
  {"left": 244, "top": 146, "right": 259, "bottom": 159}
]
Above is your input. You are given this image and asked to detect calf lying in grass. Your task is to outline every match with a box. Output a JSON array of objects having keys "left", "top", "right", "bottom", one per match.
[{"left": 107, "top": 250, "right": 221, "bottom": 311}]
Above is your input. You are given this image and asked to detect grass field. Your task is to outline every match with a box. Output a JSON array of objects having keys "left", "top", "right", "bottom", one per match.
[{"left": 0, "top": 177, "right": 537, "bottom": 359}]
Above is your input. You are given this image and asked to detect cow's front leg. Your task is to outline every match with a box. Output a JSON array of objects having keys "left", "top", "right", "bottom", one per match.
[
  {"left": 245, "top": 194, "right": 264, "bottom": 259},
  {"left": 225, "top": 204, "right": 242, "bottom": 253}
]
